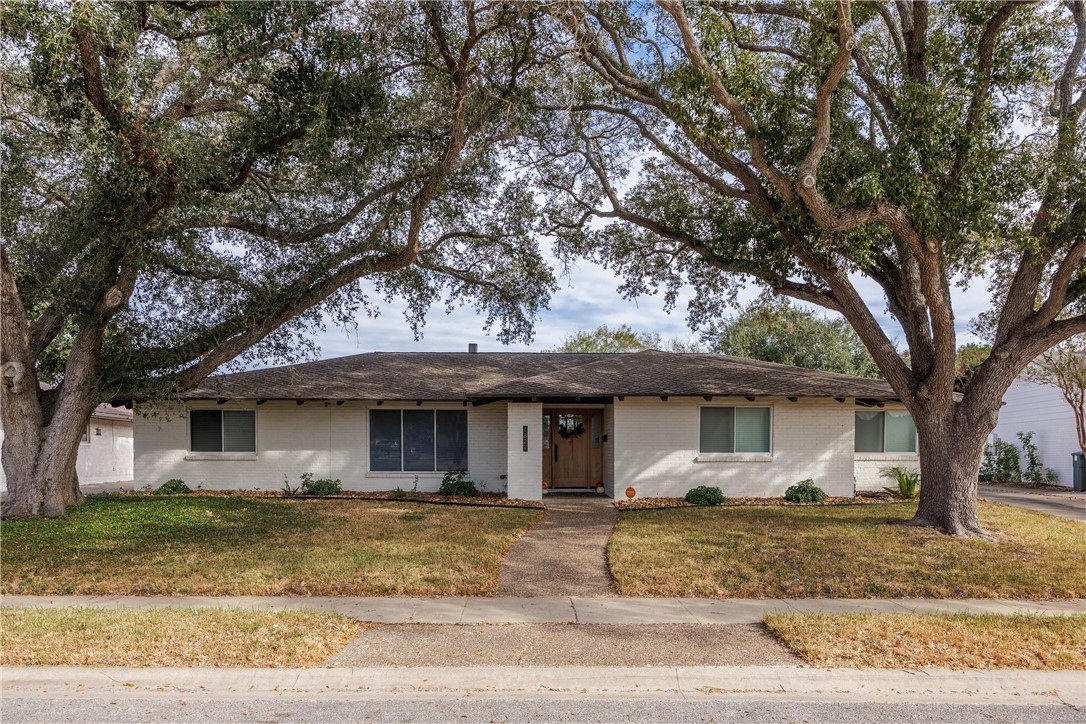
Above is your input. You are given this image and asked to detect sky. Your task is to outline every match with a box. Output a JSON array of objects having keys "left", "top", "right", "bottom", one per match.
[{"left": 307, "top": 248, "right": 994, "bottom": 359}]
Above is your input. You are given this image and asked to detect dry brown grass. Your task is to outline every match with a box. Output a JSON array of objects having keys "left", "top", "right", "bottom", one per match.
[
  {"left": 764, "top": 612, "right": 1086, "bottom": 670},
  {"left": 608, "top": 501, "right": 1086, "bottom": 598},
  {"left": 0, "top": 607, "right": 366, "bottom": 668},
  {"left": 1, "top": 495, "right": 543, "bottom": 596}
]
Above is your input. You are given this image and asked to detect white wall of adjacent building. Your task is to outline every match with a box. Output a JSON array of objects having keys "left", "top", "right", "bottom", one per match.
[
  {"left": 0, "top": 413, "right": 133, "bottom": 491},
  {"left": 992, "top": 378, "right": 1080, "bottom": 487}
]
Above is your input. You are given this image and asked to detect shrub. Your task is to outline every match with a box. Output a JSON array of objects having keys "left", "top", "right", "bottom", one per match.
[
  {"left": 981, "top": 438, "right": 1021, "bottom": 482},
  {"left": 784, "top": 479, "right": 827, "bottom": 503},
  {"left": 1017, "top": 432, "right": 1058, "bottom": 485},
  {"left": 438, "top": 470, "right": 477, "bottom": 497},
  {"left": 392, "top": 486, "right": 407, "bottom": 499},
  {"left": 880, "top": 466, "right": 921, "bottom": 499},
  {"left": 684, "top": 486, "right": 725, "bottom": 506},
  {"left": 298, "top": 473, "right": 342, "bottom": 496},
  {"left": 154, "top": 479, "right": 191, "bottom": 495}
]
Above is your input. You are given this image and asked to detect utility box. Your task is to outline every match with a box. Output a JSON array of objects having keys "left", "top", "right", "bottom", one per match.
[{"left": 1073, "top": 452, "right": 1086, "bottom": 492}]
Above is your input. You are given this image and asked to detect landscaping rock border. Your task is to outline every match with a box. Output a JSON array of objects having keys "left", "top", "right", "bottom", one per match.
[
  {"left": 615, "top": 492, "right": 913, "bottom": 511},
  {"left": 97, "top": 490, "right": 546, "bottom": 510}
]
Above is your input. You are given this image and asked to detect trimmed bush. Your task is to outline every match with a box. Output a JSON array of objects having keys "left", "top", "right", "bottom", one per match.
[
  {"left": 684, "top": 486, "right": 725, "bottom": 506},
  {"left": 154, "top": 479, "right": 191, "bottom": 495},
  {"left": 438, "top": 470, "right": 477, "bottom": 497},
  {"left": 784, "top": 479, "right": 827, "bottom": 503},
  {"left": 298, "top": 473, "right": 342, "bottom": 497}
]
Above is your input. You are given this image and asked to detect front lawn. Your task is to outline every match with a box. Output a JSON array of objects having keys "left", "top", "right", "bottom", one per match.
[
  {"left": 764, "top": 612, "right": 1086, "bottom": 670},
  {"left": 1, "top": 495, "right": 542, "bottom": 596},
  {"left": 1, "top": 607, "right": 364, "bottom": 667},
  {"left": 608, "top": 501, "right": 1086, "bottom": 598}
]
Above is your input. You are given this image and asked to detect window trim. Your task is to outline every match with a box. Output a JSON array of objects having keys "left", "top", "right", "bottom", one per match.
[
  {"left": 80, "top": 422, "right": 91, "bottom": 445},
  {"left": 854, "top": 410, "right": 917, "bottom": 454},
  {"left": 185, "top": 407, "right": 258, "bottom": 459},
  {"left": 697, "top": 404, "right": 774, "bottom": 458},
  {"left": 367, "top": 406, "right": 469, "bottom": 474}
]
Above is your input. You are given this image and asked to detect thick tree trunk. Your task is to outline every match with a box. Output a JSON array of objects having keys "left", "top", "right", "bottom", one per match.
[
  {"left": 1, "top": 246, "right": 90, "bottom": 519},
  {"left": 1, "top": 386, "right": 89, "bottom": 519},
  {"left": 909, "top": 406, "right": 992, "bottom": 538}
]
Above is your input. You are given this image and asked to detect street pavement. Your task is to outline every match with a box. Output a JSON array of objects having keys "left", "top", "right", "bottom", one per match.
[
  {"left": 2, "top": 665, "right": 1082, "bottom": 723},
  {"left": 978, "top": 485, "right": 1086, "bottom": 521},
  {"left": 4, "top": 697, "right": 1082, "bottom": 723}
]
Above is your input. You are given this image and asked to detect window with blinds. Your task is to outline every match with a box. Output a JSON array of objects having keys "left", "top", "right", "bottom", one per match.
[
  {"left": 699, "top": 407, "right": 771, "bottom": 454},
  {"left": 369, "top": 409, "right": 468, "bottom": 472},
  {"left": 855, "top": 410, "right": 916, "bottom": 452},
  {"left": 189, "top": 409, "right": 256, "bottom": 453}
]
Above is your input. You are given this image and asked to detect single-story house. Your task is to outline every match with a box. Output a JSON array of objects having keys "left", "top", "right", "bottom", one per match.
[
  {"left": 133, "top": 349, "right": 920, "bottom": 500},
  {"left": 992, "top": 376, "right": 1081, "bottom": 487},
  {"left": 0, "top": 402, "right": 134, "bottom": 491}
]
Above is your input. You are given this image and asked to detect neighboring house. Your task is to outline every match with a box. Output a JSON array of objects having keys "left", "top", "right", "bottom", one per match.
[
  {"left": 133, "top": 349, "right": 920, "bottom": 501},
  {"left": 992, "top": 378, "right": 1080, "bottom": 487},
  {"left": 0, "top": 402, "right": 134, "bottom": 491}
]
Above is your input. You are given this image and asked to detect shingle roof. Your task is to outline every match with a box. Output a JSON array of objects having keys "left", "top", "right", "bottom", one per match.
[
  {"left": 183, "top": 350, "right": 900, "bottom": 401},
  {"left": 91, "top": 402, "right": 133, "bottom": 421}
]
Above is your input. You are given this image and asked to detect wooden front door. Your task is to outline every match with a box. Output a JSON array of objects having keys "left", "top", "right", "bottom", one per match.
[{"left": 547, "top": 410, "right": 608, "bottom": 490}]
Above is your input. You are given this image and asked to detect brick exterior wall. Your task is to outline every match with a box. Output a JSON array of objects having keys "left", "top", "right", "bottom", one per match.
[
  {"left": 134, "top": 400, "right": 509, "bottom": 493},
  {"left": 852, "top": 403, "right": 922, "bottom": 490},
  {"left": 134, "top": 396, "right": 918, "bottom": 499},
  {"left": 612, "top": 396, "right": 856, "bottom": 498},
  {"left": 505, "top": 402, "right": 543, "bottom": 500}
]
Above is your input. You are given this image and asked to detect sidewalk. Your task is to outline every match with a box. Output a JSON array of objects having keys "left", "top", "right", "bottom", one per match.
[
  {"left": 3, "top": 595, "right": 1082, "bottom": 623},
  {"left": 2, "top": 665, "right": 1083, "bottom": 707}
]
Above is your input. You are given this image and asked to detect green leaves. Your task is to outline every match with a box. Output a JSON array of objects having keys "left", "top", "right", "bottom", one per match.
[
  {"left": 707, "top": 298, "right": 883, "bottom": 379},
  {"left": 5, "top": 1, "right": 558, "bottom": 403}
]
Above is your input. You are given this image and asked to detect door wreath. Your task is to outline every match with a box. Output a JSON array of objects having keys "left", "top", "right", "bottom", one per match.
[{"left": 558, "top": 422, "right": 585, "bottom": 439}]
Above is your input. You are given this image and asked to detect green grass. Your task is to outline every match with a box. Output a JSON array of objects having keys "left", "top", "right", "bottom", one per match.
[
  {"left": 1, "top": 607, "right": 365, "bottom": 667},
  {"left": 764, "top": 612, "right": 1086, "bottom": 670},
  {"left": 1, "top": 495, "right": 542, "bottom": 596},
  {"left": 608, "top": 501, "right": 1086, "bottom": 598}
]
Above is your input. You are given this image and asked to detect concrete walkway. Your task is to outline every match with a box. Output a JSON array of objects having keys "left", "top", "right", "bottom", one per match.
[
  {"left": 978, "top": 485, "right": 1085, "bottom": 522},
  {"left": 3, "top": 665, "right": 1082, "bottom": 707},
  {"left": 4, "top": 595, "right": 1082, "bottom": 623},
  {"left": 497, "top": 495, "right": 618, "bottom": 597}
]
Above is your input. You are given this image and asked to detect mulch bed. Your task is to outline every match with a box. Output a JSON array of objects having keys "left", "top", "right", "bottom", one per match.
[
  {"left": 614, "top": 491, "right": 908, "bottom": 511},
  {"left": 103, "top": 488, "right": 546, "bottom": 509}
]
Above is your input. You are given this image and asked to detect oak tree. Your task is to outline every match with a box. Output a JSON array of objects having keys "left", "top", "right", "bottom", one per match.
[
  {"left": 541, "top": 0, "right": 1086, "bottom": 536},
  {"left": 1, "top": 1, "right": 553, "bottom": 517},
  {"left": 707, "top": 298, "right": 881, "bottom": 377}
]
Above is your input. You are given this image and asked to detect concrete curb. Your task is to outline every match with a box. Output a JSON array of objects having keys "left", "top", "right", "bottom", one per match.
[
  {"left": 2, "top": 665, "right": 1082, "bottom": 706},
  {"left": 2, "top": 595, "right": 1083, "bottom": 624}
]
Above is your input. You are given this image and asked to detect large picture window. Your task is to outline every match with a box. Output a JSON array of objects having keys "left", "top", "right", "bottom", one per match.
[
  {"left": 370, "top": 409, "right": 467, "bottom": 472},
  {"left": 855, "top": 411, "right": 916, "bottom": 453},
  {"left": 189, "top": 410, "right": 256, "bottom": 453},
  {"left": 699, "top": 407, "right": 772, "bottom": 453}
]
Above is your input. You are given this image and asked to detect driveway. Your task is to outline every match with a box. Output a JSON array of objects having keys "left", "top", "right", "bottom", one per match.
[{"left": 978, "top": 485, "right": 1085, "bottom": 522}]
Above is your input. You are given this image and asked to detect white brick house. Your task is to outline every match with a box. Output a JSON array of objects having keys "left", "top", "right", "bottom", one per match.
[{"left": 133, "top": 350, "right": 920, "bottom": 501}]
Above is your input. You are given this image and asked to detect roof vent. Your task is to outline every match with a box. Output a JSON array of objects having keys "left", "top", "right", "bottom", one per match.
[{"left": 468, "top": 343, "right": 479, "bottom": 354}]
